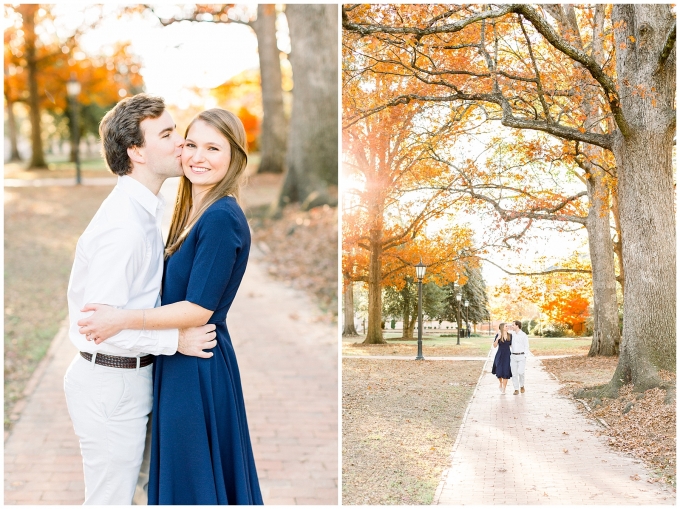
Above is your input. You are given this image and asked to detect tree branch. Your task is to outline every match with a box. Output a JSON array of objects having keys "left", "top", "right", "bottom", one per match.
[
  {"left": 342, "top": 4, "right": 516, "bottom": 37},
  {"left": 343, "top": 91, "right": 612, "bottom": 148},
  {"left": 466, "top": 188, "right": 587, "bottom": 225},
  {"left": 480, "top": 257, "right": 591, "bottom": 276},
  {"left": 656, "top": 22, "right": 676, "bottom": 73},
  {"left": 511, "top": 5, "right": 631, "bottom": 136}
]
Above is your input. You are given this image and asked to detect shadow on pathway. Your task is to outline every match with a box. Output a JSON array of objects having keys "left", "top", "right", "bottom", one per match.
[{"left": 434, "top": 353, "right": 675, "bottom": 505}]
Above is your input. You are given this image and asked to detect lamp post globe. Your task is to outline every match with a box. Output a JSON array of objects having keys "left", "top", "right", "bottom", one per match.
[
  {"left": 66, "top": 79, "right": 81, "bottom": 98},
  {"left": 67, "top": 75, "right": 82, "bottom": 185},
  {"left": 415, "top": 261, "right": 426, "bottom": 360}
]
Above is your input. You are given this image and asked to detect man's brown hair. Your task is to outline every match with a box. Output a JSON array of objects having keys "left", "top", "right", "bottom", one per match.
[
  {"left": 514, "top": 320, "right": 522, "bottom": 329},
  {"left": 99, "top": 94, "right": 165, "bottom": 176}
]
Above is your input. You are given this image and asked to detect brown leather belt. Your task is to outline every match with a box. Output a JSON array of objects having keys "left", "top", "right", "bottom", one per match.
[{"left": 80, "top": 351, "right": 154, "bottom": 369}]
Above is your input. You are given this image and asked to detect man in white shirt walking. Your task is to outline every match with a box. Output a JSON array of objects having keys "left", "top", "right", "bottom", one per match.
[
  {"left": 63, "top": 94, "right": 216, "bottom": 505},
  {"left": 510, "top": 320, "right": 529, "bottom": 395}
]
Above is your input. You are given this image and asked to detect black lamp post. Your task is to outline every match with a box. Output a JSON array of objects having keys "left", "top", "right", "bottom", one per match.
[
  {"left": 464, "top": 299, "right": 469, "bottom": 338},
  {"left": 455, "top": 293, "right": 461, "bottom": 345},
  {"left": 415, "top": 261, "right": 426, "bottom": 360},
  {"left": 67, "top": 74, "right": 82, "bottom": 185}
]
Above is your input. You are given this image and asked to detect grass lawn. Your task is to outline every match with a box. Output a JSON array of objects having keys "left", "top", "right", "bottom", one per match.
[
  {"left": 5, "top": 153, "right": 263, "bottom": 181},
  {"left": 4, "top": 157, "right": 112, "bottom": 181},
  {"left": 4, "top": 185, "right": 116, "bottom": 430},
  {"left": 343, "top": 334, "right": 592, "bottom": 357},
  {"left": 342, "top": 358, "right": 483, "bottom": 505}
]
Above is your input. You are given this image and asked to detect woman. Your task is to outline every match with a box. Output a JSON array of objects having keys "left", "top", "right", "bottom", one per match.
[
  {"left": 491, "top": 322, "right": 513, "bottom": 394},
  {"left": 77, "top": 109, "right": 262, "bottom": 505}
]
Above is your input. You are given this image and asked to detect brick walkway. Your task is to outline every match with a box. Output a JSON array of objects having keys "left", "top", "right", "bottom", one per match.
[
  {"left": 4, "top": 253, "right": 337, "bottom": 505},
  {"left": 5, "top": 176, "right": 338, "bottom": 505},
  {"left": 433, "top": 353, "right": 675, "bottom": 505}
]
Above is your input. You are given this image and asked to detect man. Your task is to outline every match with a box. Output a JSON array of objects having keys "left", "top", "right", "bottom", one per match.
[
  {"left": 63, "top": 94, "right": 216, "bottom": 505},
  {"left": 509, "top": 320, "right": 529, "bottom": 395}
]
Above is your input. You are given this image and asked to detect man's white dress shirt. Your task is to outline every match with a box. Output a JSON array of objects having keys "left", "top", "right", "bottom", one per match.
[
  {"left": 510, "top": 329, "right": 530, "bottom": 354},
  {"left": 67, "top": 175, "right": 178, "bottom": 356}
]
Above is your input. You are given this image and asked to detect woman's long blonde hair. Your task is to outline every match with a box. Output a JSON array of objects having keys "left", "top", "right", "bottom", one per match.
[
  {"left": 165, "top": 109, "right": 248, "bottom": 257},
  {"left": 498, "top": 322, "right": 510, "bottom": 342}
]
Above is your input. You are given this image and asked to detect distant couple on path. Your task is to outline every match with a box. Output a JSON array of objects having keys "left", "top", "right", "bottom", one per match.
[
  {"left": 491, "top": 321, "right": 530, "bottom": 395},
  {"left": 63, "top": 94, "right": 262, "bottom": 505}
]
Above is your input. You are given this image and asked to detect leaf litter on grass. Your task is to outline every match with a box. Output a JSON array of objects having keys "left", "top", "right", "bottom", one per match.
[
  {"left": 251, "top": 204, "right": 337, "bottom": 320},
  {"left": 342, "top": 358, "right": 483, "bottom": 505}
]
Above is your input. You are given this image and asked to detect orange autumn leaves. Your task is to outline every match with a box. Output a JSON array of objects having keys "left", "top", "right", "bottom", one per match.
[
  {"left": 4, "top": 5, "right": 144, "bottom": 113},
  {"left": 494, "top": 254, "right": 593, "bottom": 333},
  {"left": 342, "top": 83, "right": 477, "bottom": 292}
]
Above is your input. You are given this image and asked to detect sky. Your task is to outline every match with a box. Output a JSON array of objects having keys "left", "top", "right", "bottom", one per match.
[{"left": 65, "top": 4, "right": 265, "bottom": 109}]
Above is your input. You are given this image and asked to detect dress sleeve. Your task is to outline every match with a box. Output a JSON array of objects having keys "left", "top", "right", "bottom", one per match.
[{"left": 185, "top": 207, "right": 244, "bottom": 312}]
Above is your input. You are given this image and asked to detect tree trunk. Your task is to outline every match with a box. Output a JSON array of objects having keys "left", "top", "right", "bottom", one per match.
[
  {"left": 559, "top": 4, "right": 621, "bottom": 357},
  {"left": 278, "top": 5, "right": 338, "bottom": 210},
  {"left": 19, "top": 5, "right": 47, "bottom": 169},
  {"left": 585, "top": 168, "right": 621, "bottom": 357},
  {"left": 342, "top": 277, "right": 358, "bottom": 336},
  {"left": 401, "top": 297, "right": 411, "bottom": 339},
  {"left": 406, "top": 315, "right": 416, "bottom": 339},
  {"left": 610, "top": 191, "right": 625, "bottom": 291},
  {"left": 6, "top": 98, "right": 22, "bottom": 161},
  {"left": 606, "top": 4, "right": 676, "bottom": 393},
  {"left": 455, "top": 305, "right": 462, "bottom": 336},
  {"left": 69, "top": 128, "right": 80, "bottom": 164},
  {"left": 364, "top": 227, "right": 385, "bottom": 344},
  {"left": 402, "top": 296, "right": 418, "bottom": 340},
  {"left": 251, "top": 5, "right": 287, "bottom": 175}
]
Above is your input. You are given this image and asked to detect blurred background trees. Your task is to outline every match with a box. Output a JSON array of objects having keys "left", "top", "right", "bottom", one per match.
[
  {"left": 4, "top": 5, "right": 143, "bottom": 168},
  {"left": 4, "top": 3, "right": 338, "bottom": 211}
]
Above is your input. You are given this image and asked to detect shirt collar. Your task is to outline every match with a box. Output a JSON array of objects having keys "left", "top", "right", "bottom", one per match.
[{"left": 117, "top": 175, "right": 164, "bottom": 217}]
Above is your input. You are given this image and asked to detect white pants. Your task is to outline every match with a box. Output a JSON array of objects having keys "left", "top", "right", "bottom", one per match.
[
  {"left": 510, "top": 354, "right": 526, "bottom": 390},
  {"left": 64, "top": 354, "right": 152, "bottom": 505}
]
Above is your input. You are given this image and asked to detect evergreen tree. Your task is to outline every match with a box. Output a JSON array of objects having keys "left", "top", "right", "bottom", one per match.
[
  {"left": 443, "top": 266, "right": 490, "bottom": 333},
  {"left": 383, "top": 280, "right": 448, "bottom": 338}
]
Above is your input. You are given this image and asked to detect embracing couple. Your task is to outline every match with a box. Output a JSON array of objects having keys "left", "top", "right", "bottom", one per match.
[
  {"left": 63, "top": 94, "right": 263, "bottom": 505},
  {"left": 491, "top": 320, "right": 530, "bottom": 395}
]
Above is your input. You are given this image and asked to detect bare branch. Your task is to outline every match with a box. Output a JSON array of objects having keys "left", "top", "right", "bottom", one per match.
[
  {"left": 343, "top": 90, "right": 613, "bottom": 148},
  {"left": 518, "top": 16, "right": 552, "bottom": 123},
  {"left": 480, "top": 257, "right": 591, "bottom": 276},
  {"left": 656, "top": 22, "right": 676, "bottom": 72}
]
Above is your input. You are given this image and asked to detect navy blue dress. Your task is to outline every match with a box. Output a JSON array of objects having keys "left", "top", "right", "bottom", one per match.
[
  {"left": 148, "top": 197, "right": 263, "bottom": 505},
  {"left": 491, "top": 334, "right": 513, "bottom": 379}
]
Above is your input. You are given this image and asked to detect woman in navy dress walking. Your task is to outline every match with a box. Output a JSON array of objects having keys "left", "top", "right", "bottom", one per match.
[
  {"left": 491, "top": 322, "right": 513, "bottom": 394},
  {"left": 78, "top": 109, "right": 262, "bottom": 504}
]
